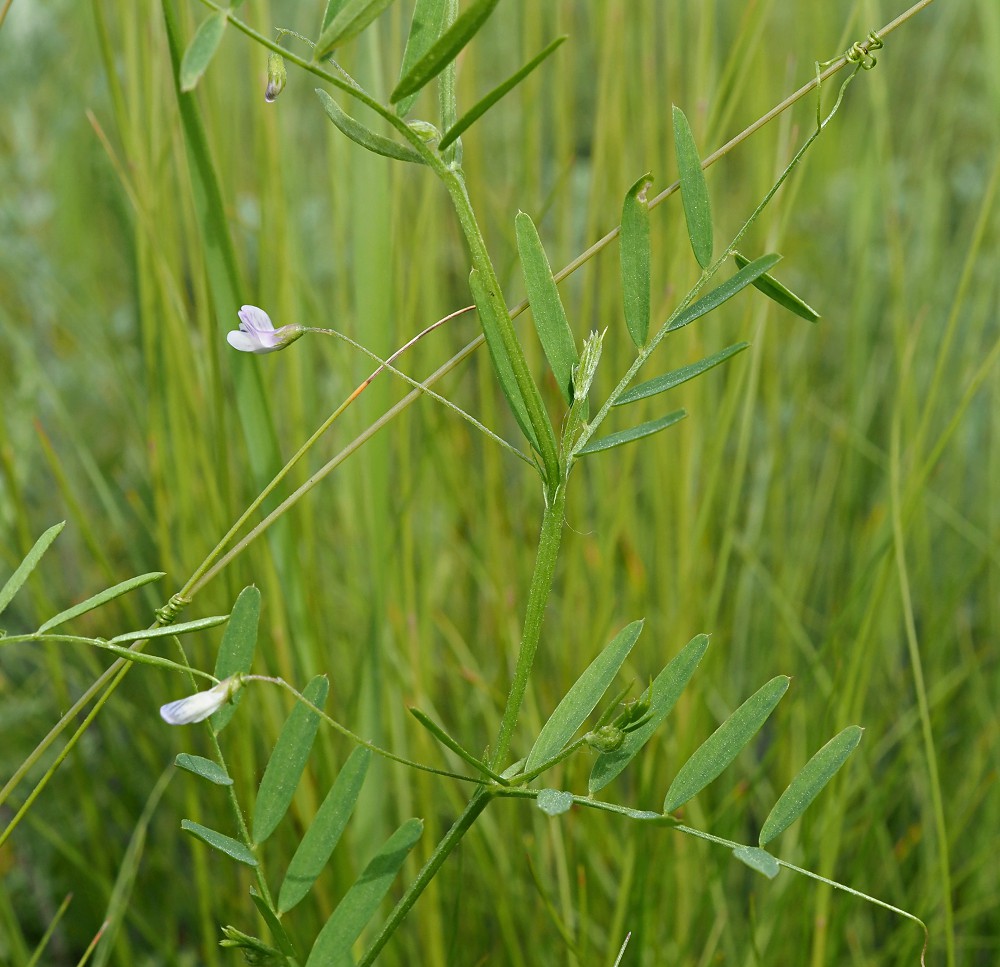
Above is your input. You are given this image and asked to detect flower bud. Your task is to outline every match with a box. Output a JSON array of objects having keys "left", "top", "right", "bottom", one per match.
[
  {"left": 407, "top": 120, "right": 440, "bottom": 142},
  {"left": 585, "top": 724, "right": 626, "bottom": 754},
  {"left": 265, "top": 51, "right": 286, "bottom": 103},
  {"left": 220, "top": 925, "right": 283, "bottom": 964},
  {"left": 572, "top": 329, "right": 605, "bottom": 403}
]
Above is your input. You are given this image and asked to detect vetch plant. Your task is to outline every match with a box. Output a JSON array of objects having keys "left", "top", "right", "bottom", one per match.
[{"left": 1, "top": 1, "right": 953, "bottom": 964}]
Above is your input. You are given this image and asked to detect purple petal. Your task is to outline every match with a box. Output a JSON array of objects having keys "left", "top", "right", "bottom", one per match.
[{"left": 238, "top": 305, "right": 275, "bottom": 333}]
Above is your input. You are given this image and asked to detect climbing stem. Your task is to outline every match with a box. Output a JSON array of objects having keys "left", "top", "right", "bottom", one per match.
[
  {"left": 358, "top": 788, "right": 493, "bottom": 966},
  {"left": 492, "top": 480, "right": 568, "bottom": 768}
]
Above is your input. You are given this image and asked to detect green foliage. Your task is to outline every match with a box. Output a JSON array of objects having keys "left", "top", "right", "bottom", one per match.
[
  {"left": 180, "top": 820, "right": 258, "bottom": 867},
  {"left": 34, "top": 573, "right": 165, "bottom": 632},
  {"left": 667, "top": 253, "right": 782, "bottom": 334},
  {"left": 438, "top": 35, "right": 567, "bottom": 150},
  {"left": 395, "top": 0, "right": 449, "bottom": 117},
  {"left": 620, "top": 174, "right": 653, "bottom": 348},
  {"left": 305, "top": 819, "right": 423, "bottom": 966},
  {"left": 515, "top": 211, "right": 579, "bottom": 406},
  {"left": 616, "top": 343, "right": 749, "bottom": 406},
  {"left": 535, "top": 788, "right": 574, "bottom": 816},
  {"left": 279, "top": 747, "right": 371, "bottom": 914},
  {"left": 391, "top": 0, "right": 501, "bottom": 102},
  {"left": 211, "top": 586, "right": 261, "bottom": 732},
  {"left": 179, "top": 12, "right": 227, "bottom": 92},
  {"left": 759, "top": 726, "right": 864, "bottom": 846},
  {"left": 576, "top": 409, "right": 687, "bottom": 455},
  {"left": 1, "top": 2, "right": 984, "bottom": 965},
  {"left": 315, "top": 89, "right": 427, "bottom": 164},
  {"left": 732, "top": 845, "right": 780, "bottom": 879},
  {"left": 733, "top": 251, "right": 821, "bottom": 321},
  {"left": 253, "top": 675, "right": 329, "bottom": 844},
  {"left": 174, "top": 753, "right": 233, "bottom": 786},
  {"left": 672, "top": 105, "right": 713, "bottom": 269},
  {"left": 315, "top": 0, "right": 400, "bottom": 58},
  {"left": 524, "top": 620, "right": 643, "bottom": 774},
  {"left": 664, "top": 676, "right": 790, "bottom": 813},
  {"left": 0, "top": 521, "right": 64, "bottom": 617},
  {"left": 589, "top": 633, "right": 709, "bottom": 793},
  {"left": 468, "top": 267, "right": 546, "bottom": 455}
]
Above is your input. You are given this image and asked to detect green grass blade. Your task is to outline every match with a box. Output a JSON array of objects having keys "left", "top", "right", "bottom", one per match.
[
  {"left": 279, "top": 746, "right": 372, "bottom": 914},
  {"left": 667, "top": 254, "right": 782, "bottom": 334},
  {"left": 616, "top": 343, "right": 749, "bottom": 406},
  {"left": 732, "top": 845, "right": 780, "bottom": 879},
  {"left": 576, "top": 410, "right": 686, "bottom": 456},
  {"left": 174, "top": 753, "right": 233, "bottom": 786},
  {"left": 253, "top": 675, "right": 329, "bottom": 845},
  {"left": 163, "top": 0, "right": 284, "bottom": 493},
  {"left": 35, "top": 572, "right": 166, "bottom": 634},
  {"left": 758, "top": 726, "right": 864, "bottom": 847},
  {"left": 25, "top": 893, "right": 73, "bottom": 967},
  {"left": 469, "top": 268, "right": 543, "bottom": 455},
  {"left": 92, "top": 769, "right": 173, "bottom": 967},
  {"left": 515, "top": 211, "right": 579, "bottom": 405},
  {"left": 524, "top": 620, "right": 644, "bottom": 774},
  {"left": 733, "top": 251, "right": 820, "bottom": 321},
  {"left": 390, "top": 0, "right": 501, "bottom": 103},
  {"left": 589, "top": 633, "right": 709, "bottom": 793},
  {"left": 179, "top": 12, "right": 227, "bottom": 92},
  {"left": 211, "top": 586, "right": 260, "bottom": 732},
  {"left": 0, "top": 521, "right": 65, "bottom": 617},
  {"left": 620, "top": 173, "right": 653, "bottom": 348},
  {"left": 315, "top": 89, "right": 426, "bottom": 163},
  {"left": 180, "top": 819, "right": 258, "bottom": 866},
  {"left": 305, "top": 818, "right": 424, "bottom": 966},
  {"left": 672, "top": 105, "right": 713, "bottom": 269},
  {"left": 663, "top": 675, "right": 790, "bottom": 813},
  {"left": 395, "top": 0, "right": 448, "bottom": 117},
  {"left": 438, "top": 35, "right": 567, "bottom": 150},
  {"left": 315, "top": 0, "right": 400, "bottom": 58}
]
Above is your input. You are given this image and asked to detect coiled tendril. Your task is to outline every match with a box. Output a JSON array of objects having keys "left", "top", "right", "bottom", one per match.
[
  {"left": 846, "top": 30, "right": 884, "bottom": 70},
  {"left": 155, "top": 593, "right": 190, "bottom": 626}
]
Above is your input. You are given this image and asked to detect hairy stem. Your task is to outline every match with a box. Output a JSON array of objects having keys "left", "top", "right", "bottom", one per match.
[{"left": 492, "top": 480, "right": 568, "bottom": 768}]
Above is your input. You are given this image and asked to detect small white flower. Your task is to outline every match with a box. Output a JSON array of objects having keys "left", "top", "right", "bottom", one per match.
[
  {"left": 160, "top": 676, "right": 242, "bottom": 725},
  {"left": 227, "top": 305, "right": 304, "bottom": 354}
]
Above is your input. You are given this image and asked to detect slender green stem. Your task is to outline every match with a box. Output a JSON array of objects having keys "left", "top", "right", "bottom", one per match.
[
  {"left": 205, "top": 727, "right": 275, "bottom": 908},
  {"left": 492, "top": 479, "right": 568, "bottom": 768},
  {"left": 303, "top": 326, "right": 531, "bottom": 464},
  {"left": 357, "top": 789, "right": 493, "bottom": 967},
  {"left": 440, "top": 168, "right": 560, "bottom": 483},
  {"left": 242, "top": 677, "right": 484, "bottom": 784},
  {"left": 1, "top": 634, "right": 220, "bottom": 680}
]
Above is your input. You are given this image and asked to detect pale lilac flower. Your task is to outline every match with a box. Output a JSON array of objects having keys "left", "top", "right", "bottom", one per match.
[
  {"left": 160, "top": 676, "right": 242, "bottom": 725},
  {"left": 227, "top": 305, "right": 304, "bottom": 354}
]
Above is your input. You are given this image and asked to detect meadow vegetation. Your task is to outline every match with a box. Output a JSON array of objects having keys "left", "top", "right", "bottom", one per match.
[{"left": 0, "top": 0, "right": 998, "bottom": 964}]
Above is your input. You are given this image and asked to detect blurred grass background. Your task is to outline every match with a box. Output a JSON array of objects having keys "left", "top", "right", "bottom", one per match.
[{"left": 1, "top": 0, "right": 998, "bottom": 964}]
